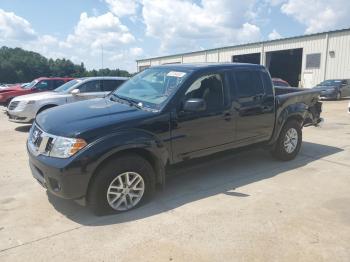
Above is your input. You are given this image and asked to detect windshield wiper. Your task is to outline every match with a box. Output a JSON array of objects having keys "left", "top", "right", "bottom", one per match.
[{"left": 111, "top": 94, "right": 143, "bottom": 110}]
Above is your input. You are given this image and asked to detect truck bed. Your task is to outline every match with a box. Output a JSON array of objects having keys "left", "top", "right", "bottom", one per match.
[{"left": 274, "top": 86, "right": 322, "bottom": 127}]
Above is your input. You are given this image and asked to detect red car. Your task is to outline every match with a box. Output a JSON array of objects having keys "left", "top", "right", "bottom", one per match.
[
  {"left": 272, "top": 78, "right": 291, "bottom": 87},
  {"left": 0, "top": 77, "right": 74, "bottom": 105}
]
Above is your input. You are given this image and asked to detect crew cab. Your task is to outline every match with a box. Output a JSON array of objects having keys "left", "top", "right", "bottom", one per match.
[
  {"left": 27, "top": 63, "right": 323, "bottom": 215},
  {"left": 7, "top": 77, "right": 128, "bottom": 123},
  {"left": 0, "top": 77, "right": 74, "bottom": 106}
]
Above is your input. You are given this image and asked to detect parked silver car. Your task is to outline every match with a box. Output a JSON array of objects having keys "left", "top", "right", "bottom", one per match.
[{"left": 6, "top": 76, "right": 128, "bottom": 123}]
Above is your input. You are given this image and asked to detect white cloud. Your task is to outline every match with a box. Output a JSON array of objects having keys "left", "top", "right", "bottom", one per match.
[
  {"left": 281, "top": 0, "right": 350, "bottom": 33},
  {"left": 0, "top": 9, "right": 36, "bottom": 41},
  {"left": 141, "top": 0, "right": 261, "bottom": 53},
  {"left": 66, "top": 12, "right": 135, "bottom": 49},
  {"left": 266, "top": 0, "right": 286, "bottom": 6},
  {"left": 268, "top": 29, "right": 282, "bottom": 40},
  {"left": 105, "top": 0, "right": 140, "bottom": 17},
  {"left": 129, "top": 47, "right": 143, "bottom": 56},
  {"left": 0, "top": 9, "right": 140, "bottom": 71}
]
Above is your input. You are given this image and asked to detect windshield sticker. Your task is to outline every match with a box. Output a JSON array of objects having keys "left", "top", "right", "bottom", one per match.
[{"left": 167, "top": 71, "right": 186, "bottom": 78}]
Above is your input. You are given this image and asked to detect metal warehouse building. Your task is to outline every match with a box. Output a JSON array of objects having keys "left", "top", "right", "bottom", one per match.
[{"left": 136, "top": 28, "right": 350, "bottom": 88}]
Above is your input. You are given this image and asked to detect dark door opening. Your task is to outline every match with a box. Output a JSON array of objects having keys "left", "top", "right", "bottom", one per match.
[
  {"left": 266, "top": 48, "right": 303, "bottom": 87},
  {"left": 232, "top": 53, "right": 261, "bottom": 64}
]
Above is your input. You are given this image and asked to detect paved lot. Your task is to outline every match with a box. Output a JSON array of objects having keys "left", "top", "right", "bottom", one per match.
[{"left": 0, "top": 100, "right": 350, "bottom": 262}]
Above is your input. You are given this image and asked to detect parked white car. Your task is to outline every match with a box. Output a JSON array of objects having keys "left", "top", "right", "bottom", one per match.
[{"left": 6, "top": 76, "right": 128, "bottom": 123}]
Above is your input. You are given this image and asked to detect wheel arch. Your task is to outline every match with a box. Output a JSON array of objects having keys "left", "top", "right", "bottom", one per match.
[
  {"left": 86, "top": 147, "right": 166, "bottom": 201},
  {"left": 37, "top": 104, "right": 58, "bottom": 115},
  {"left": 269, "top": 104, "right": 306, "bottom": 145}
]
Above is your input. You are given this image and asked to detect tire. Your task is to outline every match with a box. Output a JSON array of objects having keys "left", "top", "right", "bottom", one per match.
[
  {"left": 87, "top": 154, "right": 155, "bottom": 216},
  {"left": 270, "top": 120, "right": 302, "bottom": 161},
  {"left": 335, "top": 92, "right": 341, "bottom": 100}
]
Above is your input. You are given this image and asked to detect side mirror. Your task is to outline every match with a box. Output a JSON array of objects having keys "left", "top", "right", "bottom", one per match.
[
  {"left": 183, "top": 98, "right": 206, "bottom": 112},
  {"left": 70, "top": 89, "right": 80, "bottom": 95}
]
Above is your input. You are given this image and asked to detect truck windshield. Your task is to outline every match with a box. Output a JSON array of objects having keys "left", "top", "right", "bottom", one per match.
[
  {"left": 54, "top": 79, "right": 82, "bottom": 93},
  {"left": 112, "top": 68, "right": 189, "bottom": 110}
]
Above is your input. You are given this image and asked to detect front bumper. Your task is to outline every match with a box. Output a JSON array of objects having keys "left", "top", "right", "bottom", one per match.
[
  {"left": 7, "top": 111, "right": 34, "bottom": 123},
  {"left": 320, "top": 91, "right": 337, "bottom": 99},
  {"left": 27, "top": 143, "right": 92, "bottom": 200},
  {"left": 7, "top": 106, "right": 35, "bottom": 123}
]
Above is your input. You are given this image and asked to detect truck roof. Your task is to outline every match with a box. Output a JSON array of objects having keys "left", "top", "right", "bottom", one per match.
[{"left": 152, "top": 63, "right": 265, "bottom": 71}]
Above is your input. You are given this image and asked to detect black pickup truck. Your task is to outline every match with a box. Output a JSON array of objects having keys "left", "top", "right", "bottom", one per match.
[{"left": 27, "top": 63, "right": 322, "bottom": 215}]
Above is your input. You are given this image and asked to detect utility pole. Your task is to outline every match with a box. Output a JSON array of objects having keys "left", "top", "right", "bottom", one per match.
[{"left": 101, "top": 44, "right": 104, "bottom": 76}]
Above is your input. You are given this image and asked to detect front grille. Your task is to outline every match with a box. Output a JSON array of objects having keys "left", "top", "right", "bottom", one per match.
[
  {"left": 28, "top": 124, "right": 53, "bottom": 156},
  {"left": 30, "top": 125, "right": 43, "bottom": 148},
  {"left": 8, "top": 101, "right": 19, "bottom": 110}
]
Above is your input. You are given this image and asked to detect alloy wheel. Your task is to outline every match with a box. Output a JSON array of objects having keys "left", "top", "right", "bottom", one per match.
[{"left": 106, "top": 172, "right": 145, "bottom": 211}]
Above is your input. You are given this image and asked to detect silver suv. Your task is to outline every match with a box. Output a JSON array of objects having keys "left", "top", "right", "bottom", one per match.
[{"left": 7, "top": 76, "right": 128, "bottom": 123}]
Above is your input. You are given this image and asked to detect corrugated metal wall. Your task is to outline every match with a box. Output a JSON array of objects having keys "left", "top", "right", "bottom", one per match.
[
  {"left": 326, "top": 31, "right": 350, "bottom": 79},
  {"left": 137, "top": 30, "right": 350, "bottom": 88}
]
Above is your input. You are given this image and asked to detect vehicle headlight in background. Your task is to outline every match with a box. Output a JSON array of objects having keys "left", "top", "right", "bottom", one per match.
[
  {"left": 15, "top": 100, "right": 36, "bottom": 111},
  {"left": 49, "top": 137, "right": 87, "bottom": 158}
]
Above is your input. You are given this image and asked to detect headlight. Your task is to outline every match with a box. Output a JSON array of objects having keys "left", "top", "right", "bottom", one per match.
[
  {"left": 49, "top": 137, "right": 87, "bottom": 158},
  {"left": 27, "top": 100, "right": 36, "bottom": 104}
]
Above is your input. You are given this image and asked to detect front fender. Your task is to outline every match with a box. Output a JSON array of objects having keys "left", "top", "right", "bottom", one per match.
[{"left": 78, "top": 128, "right": 170, "bottom": 186}]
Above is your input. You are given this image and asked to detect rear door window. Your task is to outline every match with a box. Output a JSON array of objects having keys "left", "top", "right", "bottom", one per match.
[
  {"left": 54, "top": 80, "right": 65, "bottom": 89},
  {"left": 235, "top": 70, "right": 265, "bottom": 98},
  {"left": 102, "top": 80, "right": 125, "bottom": 92},
  {"left": 261, "top": 71, "right": 273, "bottom": 95},
  {"left": 78, "top": 80, "right": 102, "bottom": 93}
]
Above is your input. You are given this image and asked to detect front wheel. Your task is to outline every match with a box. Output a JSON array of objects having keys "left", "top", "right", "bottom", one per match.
[
  {"left": 87, "top": 154, "right": 155, "bottom": 216},
  {"left": 270, "top": 120, "right": 302, "bottom": 161}
]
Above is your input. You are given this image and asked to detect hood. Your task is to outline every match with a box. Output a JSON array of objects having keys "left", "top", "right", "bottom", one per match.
[
  {"left": 36, "top": 97, "right": 154, "bottom": 139},
  {"left": 0, "top": 85, "right": 22, "bottom": 93},
  {"left": 13, "top": 91, "right": 59, "bottom": 101},
  {"left": 315, "top": 85, "right": 339, "bottom": 91}
]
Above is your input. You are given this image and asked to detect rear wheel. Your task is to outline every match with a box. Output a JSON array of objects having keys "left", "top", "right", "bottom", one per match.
[
  {"left": 270, "top": 120, "right": 302, "bottom": 161},
  {"left": 336, "top": 92, "right": 341, "bottom": 100},
  {"left": 88, "top": 154, "right": 155, "bottom": 216}
]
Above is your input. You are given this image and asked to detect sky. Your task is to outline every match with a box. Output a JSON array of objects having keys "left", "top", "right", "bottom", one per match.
[{"left": 1, "top": 0, "right": 350, "bottom": 72}]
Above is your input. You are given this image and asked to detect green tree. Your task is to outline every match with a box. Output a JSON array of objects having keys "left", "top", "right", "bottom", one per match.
[{"left": 0, "top": 46, "right": 132, "bottom": 83}]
